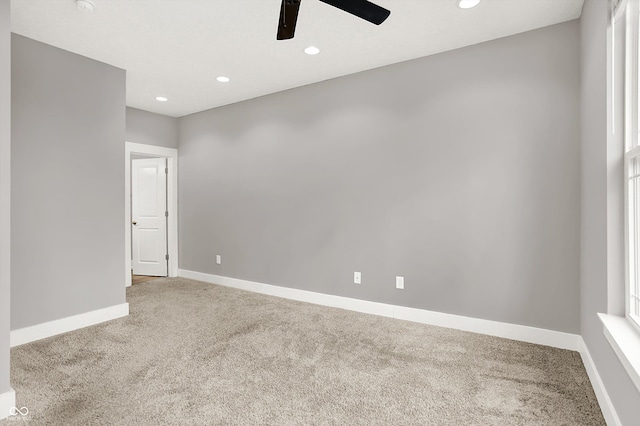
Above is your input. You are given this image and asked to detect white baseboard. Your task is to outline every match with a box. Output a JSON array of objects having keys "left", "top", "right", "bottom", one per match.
[
  {"left": 0, "top": 388, "right": 15, "bottom": 420},
  {"left": 10, "top": 303, "right": 129, "bottom": 347},
  {"left": 579, "top": 338, "right": 621, "bottom": 426},
  {"left": 178, "top": 269, "right": 582, "bottom": 351}
]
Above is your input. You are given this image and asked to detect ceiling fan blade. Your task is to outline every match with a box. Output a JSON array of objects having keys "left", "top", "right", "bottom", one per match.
[
  {"left": 319, "top": 0, "right": 390, "bottom": 25},
  {"left": 277, "top": 0, "right": 302, "bottom": 40}
]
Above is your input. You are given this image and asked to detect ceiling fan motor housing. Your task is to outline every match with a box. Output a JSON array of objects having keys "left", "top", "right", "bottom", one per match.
[{"left": 277, "top": 0, "right": 390, "bottom": 40}]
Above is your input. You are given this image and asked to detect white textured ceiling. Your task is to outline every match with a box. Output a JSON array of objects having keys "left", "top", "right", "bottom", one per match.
[{"left": 10, "top": 0, "right": 584, "bottom": 117}]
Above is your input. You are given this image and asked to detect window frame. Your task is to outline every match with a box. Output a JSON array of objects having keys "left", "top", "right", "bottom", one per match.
[
  {"left": 599, "top": 0, "right": 640, "bottom": 403},
  {"left": 624, "top": 148, "right": 640, "bottom": 333},
  {"left": 623, "top": 0, "right": 640, "bottom": 334}
]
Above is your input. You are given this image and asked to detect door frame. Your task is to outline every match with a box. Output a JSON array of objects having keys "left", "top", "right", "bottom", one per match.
[{"left": 125, "top": 142, "right": 178, "bottom": 287}]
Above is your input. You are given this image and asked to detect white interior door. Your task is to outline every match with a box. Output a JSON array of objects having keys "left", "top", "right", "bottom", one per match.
[{"left": 132, "top": 158, "right": 168, "bottom": 276}]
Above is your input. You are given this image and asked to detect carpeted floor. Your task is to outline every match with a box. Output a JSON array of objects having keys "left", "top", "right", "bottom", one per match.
[{"left": 3, "top": 277, "right": 604, "bottom": 425}]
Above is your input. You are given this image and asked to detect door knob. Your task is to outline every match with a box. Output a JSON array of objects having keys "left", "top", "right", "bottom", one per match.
[{"left": 132, "top": 221, "right": 137, "bottom": 225}]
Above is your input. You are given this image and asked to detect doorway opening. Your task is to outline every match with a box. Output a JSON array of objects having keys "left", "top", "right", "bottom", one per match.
[{"left": 125, "top": 142, "right": 178, "bottom": 287}]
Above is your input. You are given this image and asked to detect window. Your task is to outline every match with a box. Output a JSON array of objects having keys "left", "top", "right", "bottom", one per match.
[
  {"left": 626, "top": 153, "right": 640, "bottom": 327},
  {"left": 600, "top": 0, "right": 640, "bottom": 400},
  {"left": 622, "top": 0, "right": 640, "bottom": 331}
]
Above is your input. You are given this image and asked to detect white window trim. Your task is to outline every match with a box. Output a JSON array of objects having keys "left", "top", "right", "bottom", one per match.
[
  {"left": 602, "top": 0, "right": 640, "bottom": 395},
  {"left": 599, "top": 313, "right": 640, "bottom": 393},
  {"left": 624, "top": 0, "right": 640, "bottom": 332},
  {"left": 624, "top": 145, "right": 640, "bottom": 334}
]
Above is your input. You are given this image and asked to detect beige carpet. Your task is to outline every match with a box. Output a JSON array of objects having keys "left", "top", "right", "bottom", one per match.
[{"left": 3, "top": 278, "right": 604, "bottom": 425}]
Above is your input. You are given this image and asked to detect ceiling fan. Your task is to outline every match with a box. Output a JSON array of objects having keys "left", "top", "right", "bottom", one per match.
[{"left": 277, "top": 0, "right": 391, "bottom": 40}]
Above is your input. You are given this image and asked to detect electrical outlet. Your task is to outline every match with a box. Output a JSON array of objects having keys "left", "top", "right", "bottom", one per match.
[
  {"left": 354, "top": 271, "right": 361, "bottom": 284},
  {"left": 396, "top": 276, "right": 404, "bottom": 289},
  {"left": 216, "top": 255, "right": 221, "bottom": 265}
]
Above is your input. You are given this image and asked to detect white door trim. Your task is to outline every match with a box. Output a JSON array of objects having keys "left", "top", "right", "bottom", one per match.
[{"left": 125, "top": 142, "right": 178, "bottom": 287}]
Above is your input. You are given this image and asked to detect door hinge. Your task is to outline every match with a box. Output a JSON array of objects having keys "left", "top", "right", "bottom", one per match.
[
  {"left": 165, "top": 211, "right": 169, "bottom": 217},
  {"left": 165, "top": 254, "right": 169, "bottom": 260},
  {"left": 165, "top": 167, "right": 168, "bottom": 174}
]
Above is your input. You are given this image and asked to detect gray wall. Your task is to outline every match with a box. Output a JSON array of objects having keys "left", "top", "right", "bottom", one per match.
[
  {"left": 126, "top": 107, "right": 178, "bottom": 149},
  {"left": 179, "top": 21, "right": 581, "bottom": 333},
  {"left": 580, "top": 0, "right": 640, "bottom": 424},
  {"left": 0, "top": 0, "right": 10, "bottom": 396},
  {"left": 11, "top": 35, "right": 126, "bottom": 329}
]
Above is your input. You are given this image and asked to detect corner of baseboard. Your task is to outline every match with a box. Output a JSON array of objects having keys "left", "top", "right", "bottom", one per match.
[
  {"left": 0, "top": 388, "right": 16, "bottom": 420},
  {"left": 579, "top": 337, "right": 622, "bottom": 426}
]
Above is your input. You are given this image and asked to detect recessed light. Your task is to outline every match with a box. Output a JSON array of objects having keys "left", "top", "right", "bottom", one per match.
[
  {"left": 155, "top": 96, "right": 168, "bottom": 102},
  {"left": 216, "top": 76, "right": 230, "bottom": 83},
  {"left": 457, "top": 0, "right": 480, "bottom": 9},
  {"left": 304, "top": 46, "right": 320, "bottom": 55}
]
